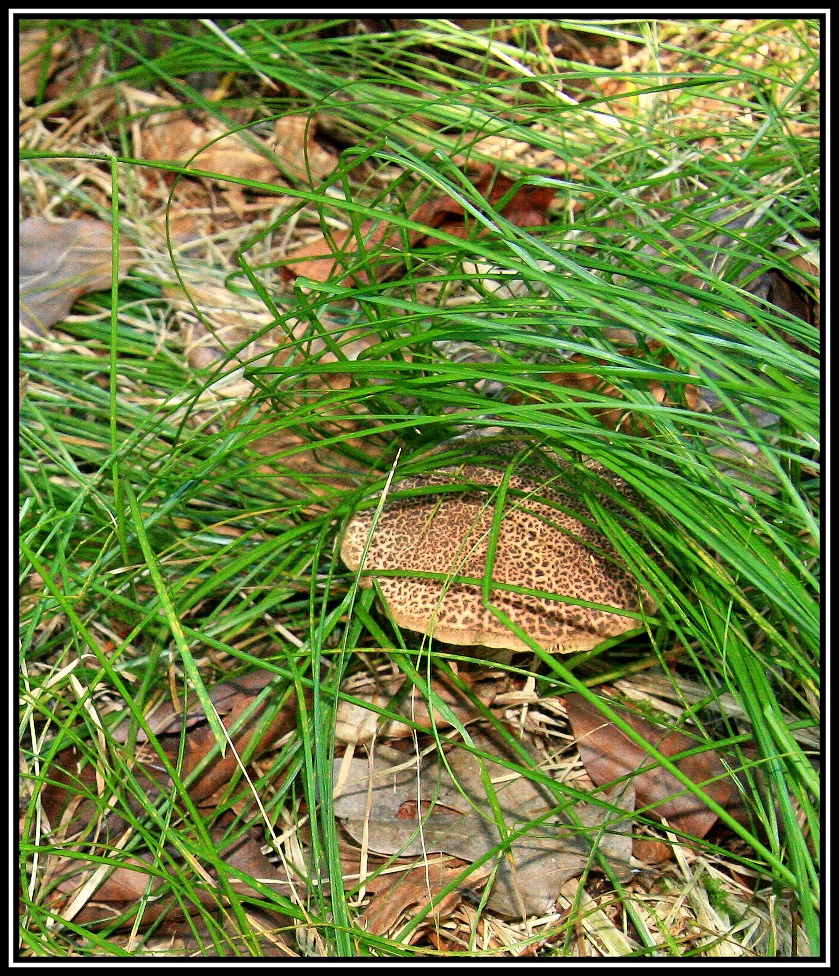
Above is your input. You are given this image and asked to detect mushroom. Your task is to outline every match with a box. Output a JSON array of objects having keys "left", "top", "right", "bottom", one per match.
[{"left": 340, "top": 439, "right": 657, "bottom": 655}]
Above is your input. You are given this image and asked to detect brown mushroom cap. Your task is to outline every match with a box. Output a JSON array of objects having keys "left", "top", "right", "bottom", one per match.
[{"left": 340, "top": 440, "right": 657, "bottom": 654}]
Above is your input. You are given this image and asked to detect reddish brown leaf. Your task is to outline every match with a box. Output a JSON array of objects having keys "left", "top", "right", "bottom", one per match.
[
  {"left": 33, "top": 674, "right": 305, "bottom": 947},
  {"left": 358, "top": 857, "right": 489, "bottom": 938},
  {"left": 271, "top": 114, "right": 338, "bottom": 183},
  {"left": 38, "top": 676, "right": 302, "bottom": 861},
  {"left": 48, "top": 833, "right": 295, "bottom": 954},
  {"left": 47, "top": 851, "right": 182, "bottom": 928},
  {"left": 413, "top": 166, "right": 555, "bottom": 242},
  {"left": 282, "top": 164, "right": 554, "bottom": 284},
  {"left": 43, "top": 671, "right": 304, "bottom": 824},
  {"left": 396, "top": 799, "right": 432, "bottom": 820},
  {"left": 120, "top": 669, "right": 304, "bottom": 804},
  {"left": 127, "top": 86, "right": 280, "bottom": 187},
  {"left": 507, "top": 339, "right": 699, "bottom": 437},
  {"left": 177, "top": 304, "right": 388, "bottom": 502},
  {"left": 565, "top": 692, "right": 749, "bottom": 847}
]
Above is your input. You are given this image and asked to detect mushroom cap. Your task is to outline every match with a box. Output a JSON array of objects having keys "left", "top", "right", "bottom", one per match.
[{"left": 340, "top": 441, "right": 657, "bottom": 654}]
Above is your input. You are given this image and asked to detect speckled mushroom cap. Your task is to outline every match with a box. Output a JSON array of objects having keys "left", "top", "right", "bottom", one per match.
[{"left": 340, "top": 440, "right": 657, "bottom": 654}]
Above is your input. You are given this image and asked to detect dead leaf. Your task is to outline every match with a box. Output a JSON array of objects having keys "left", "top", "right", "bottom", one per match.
[
  {"left": 19, "top": 27, "right": 65, "bottom": 103},
  {"left": 19, "top": 217, "right": 140, "bottom": 336},
  {"left": 767, "top": 235, "right": 820, "bottom": 331},
  {"left": 271, "top": 114, "right": 338, "bottom": 183},
  {"left": 217, "top": 823, "right": 303, "bottom": 901},
  {"left": 565, "top": 692, "right": 750, "bottom": 853},
  {"left": 47, "top": 849, "right": 181, "bottom": 928},
  {"left": 32, "top": 672, "right": 305, "bottom": 946},
  {"left": 37, "top": 671, "right": 303, "bottom": 875},
  {"left": 279, "top": 226, "right": 359, "bottom": 284},
  {"left": 110, "top": 668, "right": 304, "bottom": 805},
  {"left": 358, "top": 857, "right": 489, "bottom": 937},
  {"left": 335, "top": 672, "right": 497, "bottom": 744},
  {"left": 283, "top": 165, "right": 555, "bottom": 284},
  {"left": 517, "top": 344, "right": 699, "bottom": 436},
  {"left": 46, "top": 828, "right": 296, "bottom": 954},
  {"left": 333, "top": 732, "right": 633, "bottom": 918},
  {"left": 126, "top": 87, "right": 280, "bottom": 187},
  {"left": 408, "top": 166, "right": 555, "bottom": 242}
]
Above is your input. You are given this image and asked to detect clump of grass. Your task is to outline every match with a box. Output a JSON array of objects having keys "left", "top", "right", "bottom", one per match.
[{"left": 20, "top": 17, "right": 818, "bottom": 958}]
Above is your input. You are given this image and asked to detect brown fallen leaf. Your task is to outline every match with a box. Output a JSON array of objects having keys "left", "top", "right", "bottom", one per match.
[
  {"left": 515, "top": 343, "right": 699, "bottom": 437},
  {"left": 333, "top": 732, "right": 633, "bottom": 918},
  {"left": 217, "top": 821, "right": 305, "bottom": 901},
  {"left": 110, "top": 668, "right": 304, "bottom": 805},
  {"left": 19, "top": 27, "right": 66, "bottom": 103},
  {"left": 19, "top": 217, "right": 140, "bottom": 336},
  {"left": 46, "top": 833, "right": 296, "bottom": 956},
  {"left": 358, "top": 857, "right": 490, "bottom": 938},
  {"left": 33, "top": 670, "right": 306, "bottom": 944},
  {"left": 271, "top": 114, "right": 338, "bottom": 183},
  {"left": 45, "top": 848, "right": 206, "bottom": 930},
  {"left": 37, "top": 670, "right": 304, "bottom": 857},
  {"left": 408, "top": 166, "right": 556, "bottom": 242},
  {"left": 335, "top": 671, "right": 497, "bottom": 744},
  {"left": 565, "top": 692, "right": 750, "bottom": 858},
  {"left": 678, "top": 210, "right": 820, "bottom": 331},
  {"left": 126, "top": 87, "right": 281, "bottom": 188},
  {"left": 765, "top": 234, "right": 820, "bottom": 332},
  {"left": 283, "top": 164, "right": 555, "bottom": 285}
]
